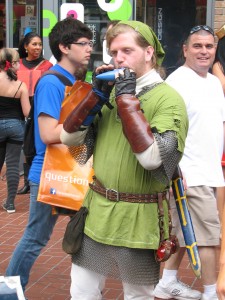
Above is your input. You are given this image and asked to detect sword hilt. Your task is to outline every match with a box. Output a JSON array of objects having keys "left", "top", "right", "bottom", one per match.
[{"left": 172, "top": 166, "right": 183, "bottom": 181}]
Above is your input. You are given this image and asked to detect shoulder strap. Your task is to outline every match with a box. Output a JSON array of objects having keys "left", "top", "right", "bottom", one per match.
[
  {"left": 39, "top": 70, "right": 73, "bottom": 87},
  {"left": 33, "top": 70, "right": 73, "bottom": 94},
  {"left": 13, "top": 81, "right": 23, "bottom": 98},
  {"left": 136, "top": 82, "right": 163, "bottom": 98},
  {"left": 30, "top": 70, "right": 73, "bottom": 112}
]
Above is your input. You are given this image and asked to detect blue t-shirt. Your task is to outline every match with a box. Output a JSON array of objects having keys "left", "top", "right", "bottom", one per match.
[{"left": 28, "top": 64, "right": 75, "bottom": 184}]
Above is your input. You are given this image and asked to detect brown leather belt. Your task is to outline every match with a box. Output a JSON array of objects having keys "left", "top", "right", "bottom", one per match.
[{"left": 89, "top": 179, "right": 167, "bottom": 203}]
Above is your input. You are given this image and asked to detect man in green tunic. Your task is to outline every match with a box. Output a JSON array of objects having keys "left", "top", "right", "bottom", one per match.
[{"left": 61, "top": 21, "right": 188, "bottom": 299}]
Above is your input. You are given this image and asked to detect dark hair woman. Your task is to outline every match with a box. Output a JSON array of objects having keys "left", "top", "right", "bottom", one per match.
[{"left": 17, "top": 31, "right": 53, "bottom": 195}]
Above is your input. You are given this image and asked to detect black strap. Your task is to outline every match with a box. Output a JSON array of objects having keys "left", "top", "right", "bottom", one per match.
[
  {"left": 34, "top": 70, "right": 73, "bottom": 93},
  {"left": 13, "top": 81, "right": 23, "bottom": 98},
  {"left": 29, "top": 70, "right": 73, "bottom": 116},
  {"left": 42, "top": 70, "right": 73, "bottom": 87},
  {"left": 136, "top": 82, "right": 162, "bottom": 98}
]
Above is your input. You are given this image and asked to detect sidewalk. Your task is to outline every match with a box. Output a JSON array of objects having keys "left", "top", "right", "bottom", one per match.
[{"left": 0, "top": 172, "right": 221, "bottom": 300}]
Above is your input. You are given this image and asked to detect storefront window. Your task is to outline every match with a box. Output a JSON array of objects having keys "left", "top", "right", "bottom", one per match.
[
  {"left": 42, "top": 0, "right": 207, "bottom": 78},
  {"left": 59, "top": 0, "right": 134, "bottom": 71},
  {"left": 64, "top": 0, "right": 207, "bottom": 77},
  {"left": 8, "top": 0, "right": 38, "bottom": 48},
  {"left": 56, "top": 0, "right": 134, "bottom": 81},
  {"left": 0, "top": 0, "right": 6, "bottom": 48},
  {"left": 3, "top": 0, "right": 210, "bottom": 72},
  {"left": 140, "top": 0, "right": 207, "bottom": 76},
  {"left": 78, "top": 1, "right": 113, "bottom": 69}
]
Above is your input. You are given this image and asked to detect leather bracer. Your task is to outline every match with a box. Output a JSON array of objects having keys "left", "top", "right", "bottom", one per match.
[
  {"left": 63, "top": 90, "right": 99, "bottom": 133},
  {"left": 116, "top": 94, "right": 154, "bottom": 153}
]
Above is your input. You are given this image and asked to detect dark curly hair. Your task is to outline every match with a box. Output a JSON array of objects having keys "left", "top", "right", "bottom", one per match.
[{"left": 49, "top": 17, "right": 93, "bottom": 62}]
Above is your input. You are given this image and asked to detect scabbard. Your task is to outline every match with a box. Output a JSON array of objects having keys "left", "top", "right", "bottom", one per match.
[{"left": 172, "top": 167, "right": 201, "bottom": 278}]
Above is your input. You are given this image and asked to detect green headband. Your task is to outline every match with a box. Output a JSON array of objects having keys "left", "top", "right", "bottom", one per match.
[{"left": 118, "top": 20, "right": 165, "bottom": 66}]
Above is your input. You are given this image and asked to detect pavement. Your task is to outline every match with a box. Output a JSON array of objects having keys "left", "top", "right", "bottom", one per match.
[{"left": 0, "top": 168, "right": 221, "bottom": 300}]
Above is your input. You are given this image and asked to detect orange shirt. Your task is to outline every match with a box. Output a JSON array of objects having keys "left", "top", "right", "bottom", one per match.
[{"left": 17, "top": 59, "right": 53, "bottom": 96}]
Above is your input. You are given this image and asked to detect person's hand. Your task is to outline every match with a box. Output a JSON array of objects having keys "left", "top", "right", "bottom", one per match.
[
  {"left": 82, "top": 65, "right": 115, "bottom": 127},
  {"left": 92, "top": 64, "right": 115, "bottom": 96},
  {"left": 170, "top": 170, "right": 187, "bottom": 197},
  {"left": 115, "top": 68, "right": 136, "bottom": 97},
  {"left": 217, "top": 263, "right": 225, "bottom": 299}
]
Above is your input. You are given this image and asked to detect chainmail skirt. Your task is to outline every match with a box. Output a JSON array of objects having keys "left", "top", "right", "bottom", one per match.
[{"left": 72, "top": 234, "right": 160, "bottom": 285}]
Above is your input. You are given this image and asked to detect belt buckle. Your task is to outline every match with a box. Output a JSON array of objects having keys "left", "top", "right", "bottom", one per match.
[{"left": 106, "top": 189, "right": 120, "bottom": 202}]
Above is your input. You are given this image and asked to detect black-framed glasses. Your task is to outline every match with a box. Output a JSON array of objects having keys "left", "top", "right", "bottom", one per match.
[
  {"left": 189, "top": 25, "right": 214, "bottom": 36},
  {"left": 71, "top": 41, "right": 94, "bottom": 48}
]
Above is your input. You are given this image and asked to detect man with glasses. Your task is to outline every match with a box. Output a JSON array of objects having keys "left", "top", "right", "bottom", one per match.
[
  {"left": 154, "top": 25, "right": 225, "bottom": 300},
  {"left": 5, "top": 17, "right": 93, "bottom": 295}
]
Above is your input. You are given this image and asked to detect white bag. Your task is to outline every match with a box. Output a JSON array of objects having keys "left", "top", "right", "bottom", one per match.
[{"left": 0, "top": 276, "right": 25, "bottom": 300}]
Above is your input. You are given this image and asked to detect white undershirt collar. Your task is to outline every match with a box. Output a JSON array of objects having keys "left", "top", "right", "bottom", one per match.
[{"left": 136, "top": 69, "right": 163, "bottom": 95}]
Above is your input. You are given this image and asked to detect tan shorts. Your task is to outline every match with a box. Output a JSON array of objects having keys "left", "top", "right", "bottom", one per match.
[{"left": 170, "top": 186, "right": 220, "bottom": 247}]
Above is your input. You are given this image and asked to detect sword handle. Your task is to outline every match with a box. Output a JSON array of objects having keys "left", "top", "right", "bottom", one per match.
[{"left": 172, "top": 166, "right": 183, "bottom": 181}]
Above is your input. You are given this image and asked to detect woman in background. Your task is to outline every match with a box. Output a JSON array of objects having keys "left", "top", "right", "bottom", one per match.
[
  {"left": 18, "top": 30, "right": 53, "bottom": 97},
  {"left": 212, "top": 25, "right": 225, "bottom": 221},
  {"left": 17, "top": 30, "right": 53, "bottom": 194},
  {"left": 0, "top": 48, "right": 30, "bottom": 213},
  {"left": 212, "top": 25, "right": 225, "bottom": 299},
  {"left": 212, "top": 28, "right": 225, "bottom": 94}
]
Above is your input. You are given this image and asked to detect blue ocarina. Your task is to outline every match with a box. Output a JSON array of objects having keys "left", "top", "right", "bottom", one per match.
[{"left": 96, "top": 68, "right": 124, "bottom": 81}]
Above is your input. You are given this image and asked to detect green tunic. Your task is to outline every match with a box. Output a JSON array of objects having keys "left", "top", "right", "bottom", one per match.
[{"left": 83, "top": 82, "right": 188, "bottom": 250}]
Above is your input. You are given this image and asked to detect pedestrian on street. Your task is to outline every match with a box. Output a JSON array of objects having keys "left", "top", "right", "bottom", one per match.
[
  {"left": 60, "top": 20, "right": 188, "bottom": 299},
  {"left": 5, "top": 18, "right": 93, "bottom": 296},
  {"left": 154, "top": 25, "right": 225, "bottom": 300}
]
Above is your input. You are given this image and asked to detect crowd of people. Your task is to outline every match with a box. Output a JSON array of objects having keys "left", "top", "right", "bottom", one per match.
[{"left": 0, "top": 16, "right": 225, "bottom": 300}]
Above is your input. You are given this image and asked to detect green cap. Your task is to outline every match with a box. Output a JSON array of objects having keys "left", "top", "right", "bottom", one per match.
[{"left": 119, "top": 20, "right": 165, "bottom": 65}]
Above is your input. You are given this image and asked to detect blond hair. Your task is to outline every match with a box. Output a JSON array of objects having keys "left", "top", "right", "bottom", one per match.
[{"left": 0, "top": 48, "right": 19, "bottom": 81}]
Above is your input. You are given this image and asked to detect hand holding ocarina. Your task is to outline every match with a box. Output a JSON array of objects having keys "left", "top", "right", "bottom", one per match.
[{"left": 96, "top": 68, "right": 124, "bottom": 81}]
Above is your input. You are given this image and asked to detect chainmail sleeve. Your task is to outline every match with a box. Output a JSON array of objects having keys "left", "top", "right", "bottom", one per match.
[
  {"left": 151, "top": 130, "right": 182, "bottom": 185},
  {"left": 67, "top": 124, "right": 96, "bottom": 165}
]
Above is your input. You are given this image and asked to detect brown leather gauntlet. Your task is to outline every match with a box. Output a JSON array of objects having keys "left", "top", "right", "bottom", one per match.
[
  {"left": 116, "top": 94, "right": 154, "bottom": 153},
  {"left": 63, "top": 90, "right": 99, "bottom": 133}
]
